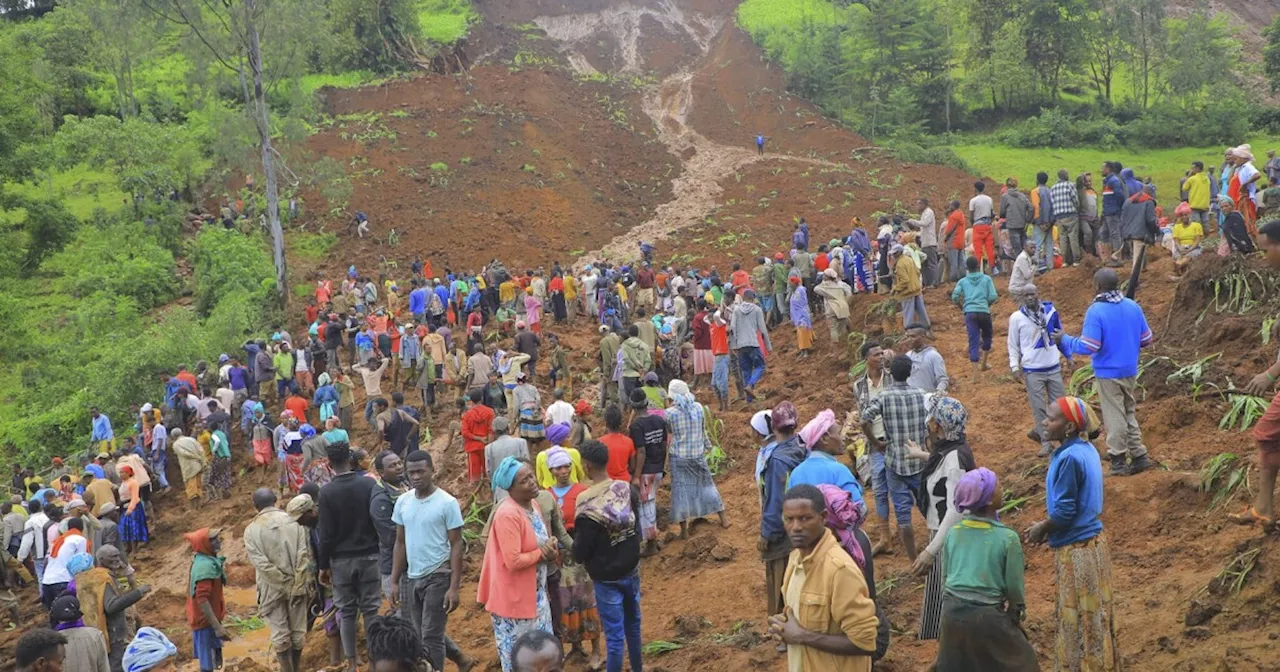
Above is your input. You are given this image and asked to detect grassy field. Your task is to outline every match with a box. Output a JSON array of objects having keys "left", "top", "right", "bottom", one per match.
[
  {"left": 417, "top": 0, "right": 478, "bottom": 44},
  {"left": 950, "top": 136, "right": 1280, "bottom": 203},
  {"left": 4, "top": 164, "right": 127, "bottom": 220}
]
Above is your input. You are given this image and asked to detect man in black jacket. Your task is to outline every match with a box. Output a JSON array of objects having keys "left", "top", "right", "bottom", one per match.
[
  {"left": 573, "top": 440, "right": 642, "bottom": 672},
  {"left": 316, "top": 441, "right": 381, "bottom": 672},
  {"left": 369, "top": 450, "right": 406, "bottom": 613}
]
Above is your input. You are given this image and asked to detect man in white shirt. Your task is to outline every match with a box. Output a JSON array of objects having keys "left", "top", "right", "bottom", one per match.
[
  {"left": 17, "top": 500, "right": 50, "bottom": 582},
  {"left": 543, "top": 388, "right": 575, "bottom": 427},
  {"left": 968, "top": 181, "right": 997, "bottom": 275},
  {"left": 40, "top": 516, "right": 87, "bottom": 607},
  {"left": 1007, "top": 288, "right": 1069, "bottom": 456},
  {"left": 1007, "top": 239, "right": 1037, "bottom": 300},
  {"left": 907, "top": 198, "right": 939, "bottom": 288}
]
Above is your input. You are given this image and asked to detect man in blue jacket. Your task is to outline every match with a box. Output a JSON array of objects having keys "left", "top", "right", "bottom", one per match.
[
  {"left": 1053, "top": 269, "right": 1155, "bottom": 476},
  {"left": 756, "top": 400, "right": 806, "bottom": 639},
  {"left": 1098, "top": 161, "right": 1127, "bottom": 267}
]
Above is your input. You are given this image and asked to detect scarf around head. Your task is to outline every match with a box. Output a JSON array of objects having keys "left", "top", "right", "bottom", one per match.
[
  {"left": 797, "top": 409, "right": 835, "bottom": 450},
  {"left": 492, "top": 455, "right": 522, "bottom": 492},
  {"left": 123, "top": 627, "right": 178, "bottom": 672},
  {"left": 1057, "top": 396, "right": 1100, "bottom": 435},
  {"left": 575, "top": 479, "right": 634, "bottom": 530},
  {"left": 954, "top": 467, "right": 998, "bottom": 513},
  {"left": 817, "top": 484, "right": 866, "bottom": 571},
  {"left": 185, "top": 529, "right": 226, "bottom": 596}
]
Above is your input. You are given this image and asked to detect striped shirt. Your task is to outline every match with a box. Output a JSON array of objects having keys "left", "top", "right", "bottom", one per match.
[{"left": 1048, "top": 180, "right": 1079, "bottom": 217}]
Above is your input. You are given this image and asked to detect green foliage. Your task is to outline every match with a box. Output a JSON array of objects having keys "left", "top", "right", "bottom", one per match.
[
  {"left": 1199, "top": 452, "right": 1249, "bottom": 511},
  {"left": 0, "top": 192, "right": 80, "bottom": 274},
  {"left": 417, "top": 0, "right": 478, "bottom": 44},
  {"left": 44, "top": 221, "right": 177, "bottom": 308},
  {"left": 291, "top": 232, "right": 338, "bottom": 261},
  {"left": 54, "top": 115, "right": 209, "bottom": 199},
  {"left": 191, "top": 228, "right": 276, "bottom": 315},
  {"left": 1267, "top": 13, "right": 1280, "bottom": 93}
]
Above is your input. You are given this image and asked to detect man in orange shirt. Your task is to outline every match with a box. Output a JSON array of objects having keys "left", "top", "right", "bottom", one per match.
[
  {"left": 942, "top": 200, "right": 967, "bottom": 282},
  {"left": 709, "top": 310, "right": 731, "bottom": 412},
  {"left": 176, "top": 365, "right": 200, "bottom": 395},
  {"left": 598, "top": 404, "right": 639, "bottom": 485},
  {"left": 283, "top": 391, "right": 310, "bottom": 425},
  {"left": 460, "top": 390, "right": 495, "bottom": 483}
]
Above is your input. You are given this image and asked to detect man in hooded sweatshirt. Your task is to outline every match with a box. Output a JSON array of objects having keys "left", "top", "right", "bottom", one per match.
[{"left": 1120, "top": 183, "right": 1160, "bottom": 289}]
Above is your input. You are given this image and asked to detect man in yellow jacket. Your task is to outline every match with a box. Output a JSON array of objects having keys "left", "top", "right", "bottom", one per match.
[{"left": 889, "top": 243, "right": 929, "bottom": 332}]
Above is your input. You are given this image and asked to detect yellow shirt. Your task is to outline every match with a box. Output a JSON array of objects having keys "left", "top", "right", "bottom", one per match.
[
  {"left": 499, "top": 281, "right": 517, "bottom": 304},
  {"left": 535, "top": 447, "right": 585, "bottom": 488},
  {"left": 1184, "top": 173, "right": 1211, "bottom": 211},
  {"left": 782, "top": 530, "right": 878, "bottom": 672},
  {"left": 563, "top": 275, "right": 578, "bottom": 301},
  {"left": 1173, "top": 221, "right": 1203, "bottom": 247}
]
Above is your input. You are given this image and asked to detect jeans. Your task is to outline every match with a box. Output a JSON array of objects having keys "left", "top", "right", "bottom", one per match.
[
  {"left": 963, "top": 312, "right": 993, "bottom": 362},
  {"left": 869, "top": 451, "right": 890, "bottom": 522},
  {"left": 885, "top": 468, "right": 920, "bottom": 526},
  {"left": 406, "top": 571, "right": 464, "bottom": 671},
  {"left": 595, "top": 571, "right": 643, "bottom": 672},
  {"left": 330, "top": 554, "right": 382, "bottom": 659},
  {"left": 900, "top": 295, "right": 930, "bottom": 330},
  {"left": 737, "top": 346, "right": 766, "bottom": 388},
  {"left": 922, "top": 245, "right": 940, "bottom": 287},
  {"left": 40, "top": 581, "right": 67, "bottom": 609},
  {"left": 1034, "top": 225, "right": 1054, "bottom": 272}
]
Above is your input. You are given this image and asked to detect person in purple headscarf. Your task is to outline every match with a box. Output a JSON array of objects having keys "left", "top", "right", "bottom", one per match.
[{"left": 933, "top": 467, "right": 1037, "bottom": 672}]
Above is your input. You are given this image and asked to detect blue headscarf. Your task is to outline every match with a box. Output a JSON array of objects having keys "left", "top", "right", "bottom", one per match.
[
  {"left": 123, "top": 627, "right": 178, "bottom": 672},
  {"left": 491, "top": 455, "right": 522, "bottom": 493},
  {"left": 300, "top": 424, "right": 316, "bottom": 438},
  {"left": 67, "top": 552, "right": 95, "bottom": 577}
]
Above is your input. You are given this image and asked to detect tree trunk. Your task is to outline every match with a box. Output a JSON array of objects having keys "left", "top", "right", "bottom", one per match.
[{"left": 245, "top": 0, "right": 287, "bottom": 309}]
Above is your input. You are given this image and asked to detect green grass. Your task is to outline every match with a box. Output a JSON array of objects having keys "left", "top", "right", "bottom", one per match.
[
  {"left": 300, "top": 70, "right": 384, "bottom": 94},
  {"left": 290, "top": 231, "right": 338, "bottom": 261},
  {"left": 417, "top": 0, "right": 477, "bottom": 44},
  {"left": 3, "top": 164, "right": 127, "bottom": 220},
  {"left": 737, "top": 0, "right": 849, "bottom": 33},
  {"left": 949, "top": 134, "right": 1280, "bottom": 203}
]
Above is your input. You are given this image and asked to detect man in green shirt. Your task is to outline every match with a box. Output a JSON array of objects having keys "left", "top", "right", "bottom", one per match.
[{"left": 273, "top": 343, "right": 298, "bottom": 400}]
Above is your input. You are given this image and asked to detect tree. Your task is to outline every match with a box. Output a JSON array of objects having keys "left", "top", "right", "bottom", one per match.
[
  {"left": 0, "top": 193, "right": 79, "bottom": 273},
  {"left": 1023, "top": 0, "right": 1090, "bottom": 101},
  {"left": 1161, "top": 4, "right": 1239, "bottom": 102},
  {"left": 0, "top": 33, "right": 49, "bottom": 181},
  {"left": 57, "top": 0, "right": 165, "bottom": 118},
  {"left": 54, "top": 115, "right": 207, "bottom": 199},
  {"left": 1083, "top": 0, "right": 1127, "bottom": 103},
  {"left": 1264, "top": 12, "right": 1280, "bottom": 92},
  {"left": 322, "top": 0, "right": 425, "bottom": 72},
  {"left": 1123, "top": 0, "right": 1164, "bottom": 109}
]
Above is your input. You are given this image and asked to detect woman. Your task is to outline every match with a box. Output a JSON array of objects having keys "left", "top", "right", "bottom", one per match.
[
  {"left": 690, "top": 301, "right": 714, "bottom": 389},
  {"left": 250, "top": 403, "right": 274, "bottom": 475},
  {"left": 547, "top": 449, "right": 602, "bottom": 670},
  {"left": 76, "top": 546, "right": 149, "bottom": 672},
  {"left": 788, "top": 276, "right": 813, "bottom": 358},
  {"left": 321, "top": 416, "right": 349, "bottom": 445},
  {"left": 535, "top": 423, "right": 584, "bottom": 489},
  {"left": 549, "top": 273, "right": 567, "bottom": 324},
  {"left": 51, "top": 592, "right": 111, "bottom": 672},
  {"left": 117, "top": 466, "right": 148, "bottom": 555},
  {"left": 816, "top": 484, "right": 890, "bottom": 661},
  {"left": 477, "top": 457, "right": 557, "bottom": 672},
  {"left": 908, "top": 395, "right": 975, "bottom": 641},
  {"left": 935, "top": 468, "right": 1038, "bottom": 672},
  {"left": 207, "top": 426, "right": 232, "bottom": 501},
  {"left": 665, "top": 380, "right": 729, "bottom": 538},
  {"left": 569, "top": 400, "right": 593, "bottom": 449},
  {"left": 1027, "top": 397, "right": 1118, "bottom": 672},
  {"left": 514, "top": 372, "right": 545, "bottom": 449},
  {"left": 121, "top": 627, "right": 179, "bottom": 672},
  {"left": 1229, "top": 145, "right": 1262, "bottom": 236},
  {"left": 1220, "top": 195, "right": 1258, "bottom": 255},
  {"left": 283, "top": 425, "right": 311, "bottom": 493},
  {"left": 313, "top": 373, "right": 339, "bottom": 423},
  {"left": 524, "top": 289, "right": 543, "bottom": 335}
]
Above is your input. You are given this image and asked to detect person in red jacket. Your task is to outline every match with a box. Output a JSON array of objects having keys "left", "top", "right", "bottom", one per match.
[
  {"left": 185, "top": 527, "right": 229, "bottom": 672},
  {"left": 460, "top": 390, "right": 495, "bottom": 483}
]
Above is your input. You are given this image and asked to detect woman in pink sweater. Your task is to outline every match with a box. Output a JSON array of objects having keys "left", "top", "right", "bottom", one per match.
[{"left": 477, "top": 457, "right": 558, "bottom": 671}]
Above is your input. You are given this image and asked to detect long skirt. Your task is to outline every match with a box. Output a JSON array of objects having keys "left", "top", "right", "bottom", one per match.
[
  {"left": 208, "top": 456, "right": 233, "bottom": 499},
  {"left": 518, "top": 407, "right": 546, "bottom": 440},
  {"left": 184, "top": 474, "right": 203, "bottom": 500},
  {"left": 918, "top": 530, "right": 944, "bottom": 640},
  {"left": 491, "top": 572, "right": 553, "bottom": 672},
  {"left": 284, "top": 453, "right": 306, "bottom": 493},
  {"left": 901, "top": 295, "right": 931, "bottom": 329},
  {"left": 304, "top": 458, "right": 335, "bottom": 487},
  {"left": 558, "top": 562, "right": 601, "bottom": 646},
  {"left": 120, "top": 505, "right": 149, "bottom": 544},
  {"left": 639, "top": 473, "right": 663, "bottom": 541},
  {"left": 936, "top": 597, "right": 1039, "bottom": 672},
  {"left": 692, "top": 349, "right": 713, "bottom": 376},
  {"left": 795, "top": 326, "right": 814, "bottom": 351},
  {"left": 1055, "top": 534, "right": 1120, "bottom": 672},
  {"left": 552, "top": 293, "right": 567, "bottom": 322},
  {"left": 192, "top": 626, "right": 224, "bottom": 671},
  {"left": 252, "top": 438, "right": 273, "bottom": 466},
  {"left": 668, "top": 456, "right": 723, "bottom": 522}
]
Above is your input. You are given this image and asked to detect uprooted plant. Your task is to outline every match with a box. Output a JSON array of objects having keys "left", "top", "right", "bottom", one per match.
[
  {"left": 1198, "top": 452, "right": 1251, "bottom": 511},
  {"left": 1220, "top": 393, "right": 1268, "bottom": 432}
]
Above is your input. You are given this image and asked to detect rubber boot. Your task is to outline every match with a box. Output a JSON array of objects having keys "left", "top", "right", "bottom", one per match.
[
  {"left": 1127, "top": 454, "right": 1153, "bottom": 476},
  {"left": 1108, "top": 453, "right": 1130, "bottom": 477},
  {"left": 871, "top": 519, "right": 894, "bottom": 556},
  {"left": 277, "top": 651, "right": 296, "bottom": 672},
  {"left": 899, "top": 524, "right": 917, "bottom": 560}
]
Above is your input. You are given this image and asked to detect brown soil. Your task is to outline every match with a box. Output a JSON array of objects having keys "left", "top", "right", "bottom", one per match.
[{"left": 4, "top": 1, "right": 1278, "bottom": 671}]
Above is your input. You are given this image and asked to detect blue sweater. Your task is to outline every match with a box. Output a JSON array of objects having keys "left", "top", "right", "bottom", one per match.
[
  {"left": 1046, "top": 437, "right": 1104, "bottom": 548},
  {"left": 409, "top": 288, "right": 427, "bottom": 315},
  {"left": 951, "top": 272, "right": 997, "bottom": 314},
  {"left": 787, "top": 451, "right": 864, "bottom": 506},
  {"left": 1101, "top": 174, "right": 1126, "bottom": 216},
  {"left": 759, "top": 436, "right": 806, "bottom": 543},
  {"left": 1061, "top": 298, "right": 1151, "bottom": 379}
]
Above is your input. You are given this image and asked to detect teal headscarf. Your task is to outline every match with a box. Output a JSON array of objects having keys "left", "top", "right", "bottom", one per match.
[{"left": 491, "top": 456, "right": 522, "bottom": 492}]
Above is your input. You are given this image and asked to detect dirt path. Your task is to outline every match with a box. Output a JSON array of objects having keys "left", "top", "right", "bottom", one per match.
[{"left": 535, "top": 2, "right": 839, "bottom": 268}]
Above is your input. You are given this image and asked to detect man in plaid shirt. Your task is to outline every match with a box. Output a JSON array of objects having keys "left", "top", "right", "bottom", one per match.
[
  {"left": 1049, "top": 169, "right": 1083, "bottom": 267},
  {"left": 859, "top": 354, "right": 929, "bottom": 558}
]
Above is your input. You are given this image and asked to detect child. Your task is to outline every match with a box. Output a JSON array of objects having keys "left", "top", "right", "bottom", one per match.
[
  {"left": 366, "top": 615, "right": 430, "bottom": 671},
  {"left": 950, "top": 256, "right": 999, "bottom": 383}
]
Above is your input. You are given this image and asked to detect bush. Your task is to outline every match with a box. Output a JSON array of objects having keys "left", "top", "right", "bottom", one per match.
[
  {"left": 994, "top": 109, "right": 1122, "bottom": 149},
  {"left": 884, "top": 140, "right": 972, "bottom": 173},
  {"left": 191, "top": 228, "right": 275, "bottom": 314},
  {"left": 44, "top": 221, "right": 177, "bottom": 309}
]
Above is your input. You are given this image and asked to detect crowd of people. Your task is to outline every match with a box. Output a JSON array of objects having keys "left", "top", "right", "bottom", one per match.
[{"left": 7, "top": 143, "right": 1280, "bottom": 672}]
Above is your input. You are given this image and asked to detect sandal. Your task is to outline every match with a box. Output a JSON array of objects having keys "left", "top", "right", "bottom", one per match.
[{"left": 1226, "top": 506, "right": 1276, "bottom": 529}]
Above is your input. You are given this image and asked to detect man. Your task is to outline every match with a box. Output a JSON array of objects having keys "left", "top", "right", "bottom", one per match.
[
  {"left": 889, "top": 244, "right": 928, "bottom": 331},
  {"left": 1236, "top": 220, "right": 1280, "bottom": 529},
  {"left": 172, "top": 428, "right": 208, "bottom": 502},
  {"left": 967, "top": 181, "right": 996, "bottom": 274},
  {"left": 634, "top": 263, "right": 656, "bottom": 314},
  {"left": 1266, "top": 149, "right": 1280, "bottom": 186},
  {"left": 620, "top": 325, "right": 651, "bottom": 403},
  {"left": 41, "top": 516, "right": 87, "bottom": 607},
  {"left": 460, "top": 391, "right": 495, "bottom": 484},
  {"left": 598, "top": 326, "right": 622, "bottom": 407},
  {"left": 544, "top": 388, "right": 575, "bottom": 428},
  {"left": 632, "top": 308, "right": 656, "bottom": 357},
  {"left": 369, "top": 451, "right": 406, "bottom": 617},
  {"left": 254, "top": 344, "right": 276, "bottom": 401},
  {"left": 758, "top": 401, "right": 807, "bottom": 628},
  {"left": 373, "top": 395, "right": 420, "bottom": 457},
  {"left": 316, "top": 441, "right": 382, "bottom": 672},
  {"left": 903, "top": 324, "right": 948, "bottom": 393},
  {"left": 768, "top": 485, "right": 878, "bottom": 671},
  {"left": 355, "top": 355, "right": 390, "bottom": 426},
  {"left": 850, "top": 341, "right": 892, "bottom": 554},
  {"left": 1099, "top": 161, "right": 1126, "bottom": 265},
  {"left": 951, "top": 256, "right": 999, "bottom": 383},
  {"left": 14, "top": 628, "right": 67, "bottom": 672},
  {"left": 729, "top": 289, "right": 772, "bottom": 403},
  {"left": 907, "top": 197, "right": 939, "bottom": 287},
  {"left": 999, "top": 178, "right": 1033, "bottom": 270},
  {"left": 1031, "top": 171, "right": 1055, "bottom": 273},
  {"left": 1054, "top": 269, "right": 1155, "bottom": 476},
  {"left": 942, "top": 200, "right": 966, "bottom": 282},
  {"left": 513, "top": 324, "right": 540, "bottom": 382},
  {"left": 512, "top": 629, "right": 564, "bottom": 672},
  {"left": 1009, "top": 287, "right": 1070, "bottom": 457},
  {"left": 485, "top": 418, "right": 529, "bottom": 502},
  {"left": 752, "top": 256, "right": 776, "bottom": 317},
  {"left": 860, "top": 355, "right": 930, "bottom": 558},
  {"left": 390, "top": 450, "right": 470, "bottom": 672},
  {"left": 244, "top": 488, "right": 311, "bottom": 672},
  {"left": 1120, "top": 183, "right": 1159, "bottom": 285},
  {"left": 1007, "top": 238, "right": 1037, "bottom": 300},
  {"left": 17, "top": 500, "right": 50, "bottom": 582},
  {"left": 813, "top": 269, "right": 853, "bottom": 344},
  {"left": 324, "top": 314, "right": 345, "bottom": 375},
  {"left": 573, "top": 440, "right": 643, "bottom": 672},
  {"left": 90, "top": 408, "right": 114, "bottom": 454},
  {"left": 185, "top": 527, "right": 230, "bottom": 672},
  {"left": 1050, "top": 169, "right": 1083, "bottom": 266},
  {"left": 1185, "top": 161, "right": 1212, "bottom": 231}
]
